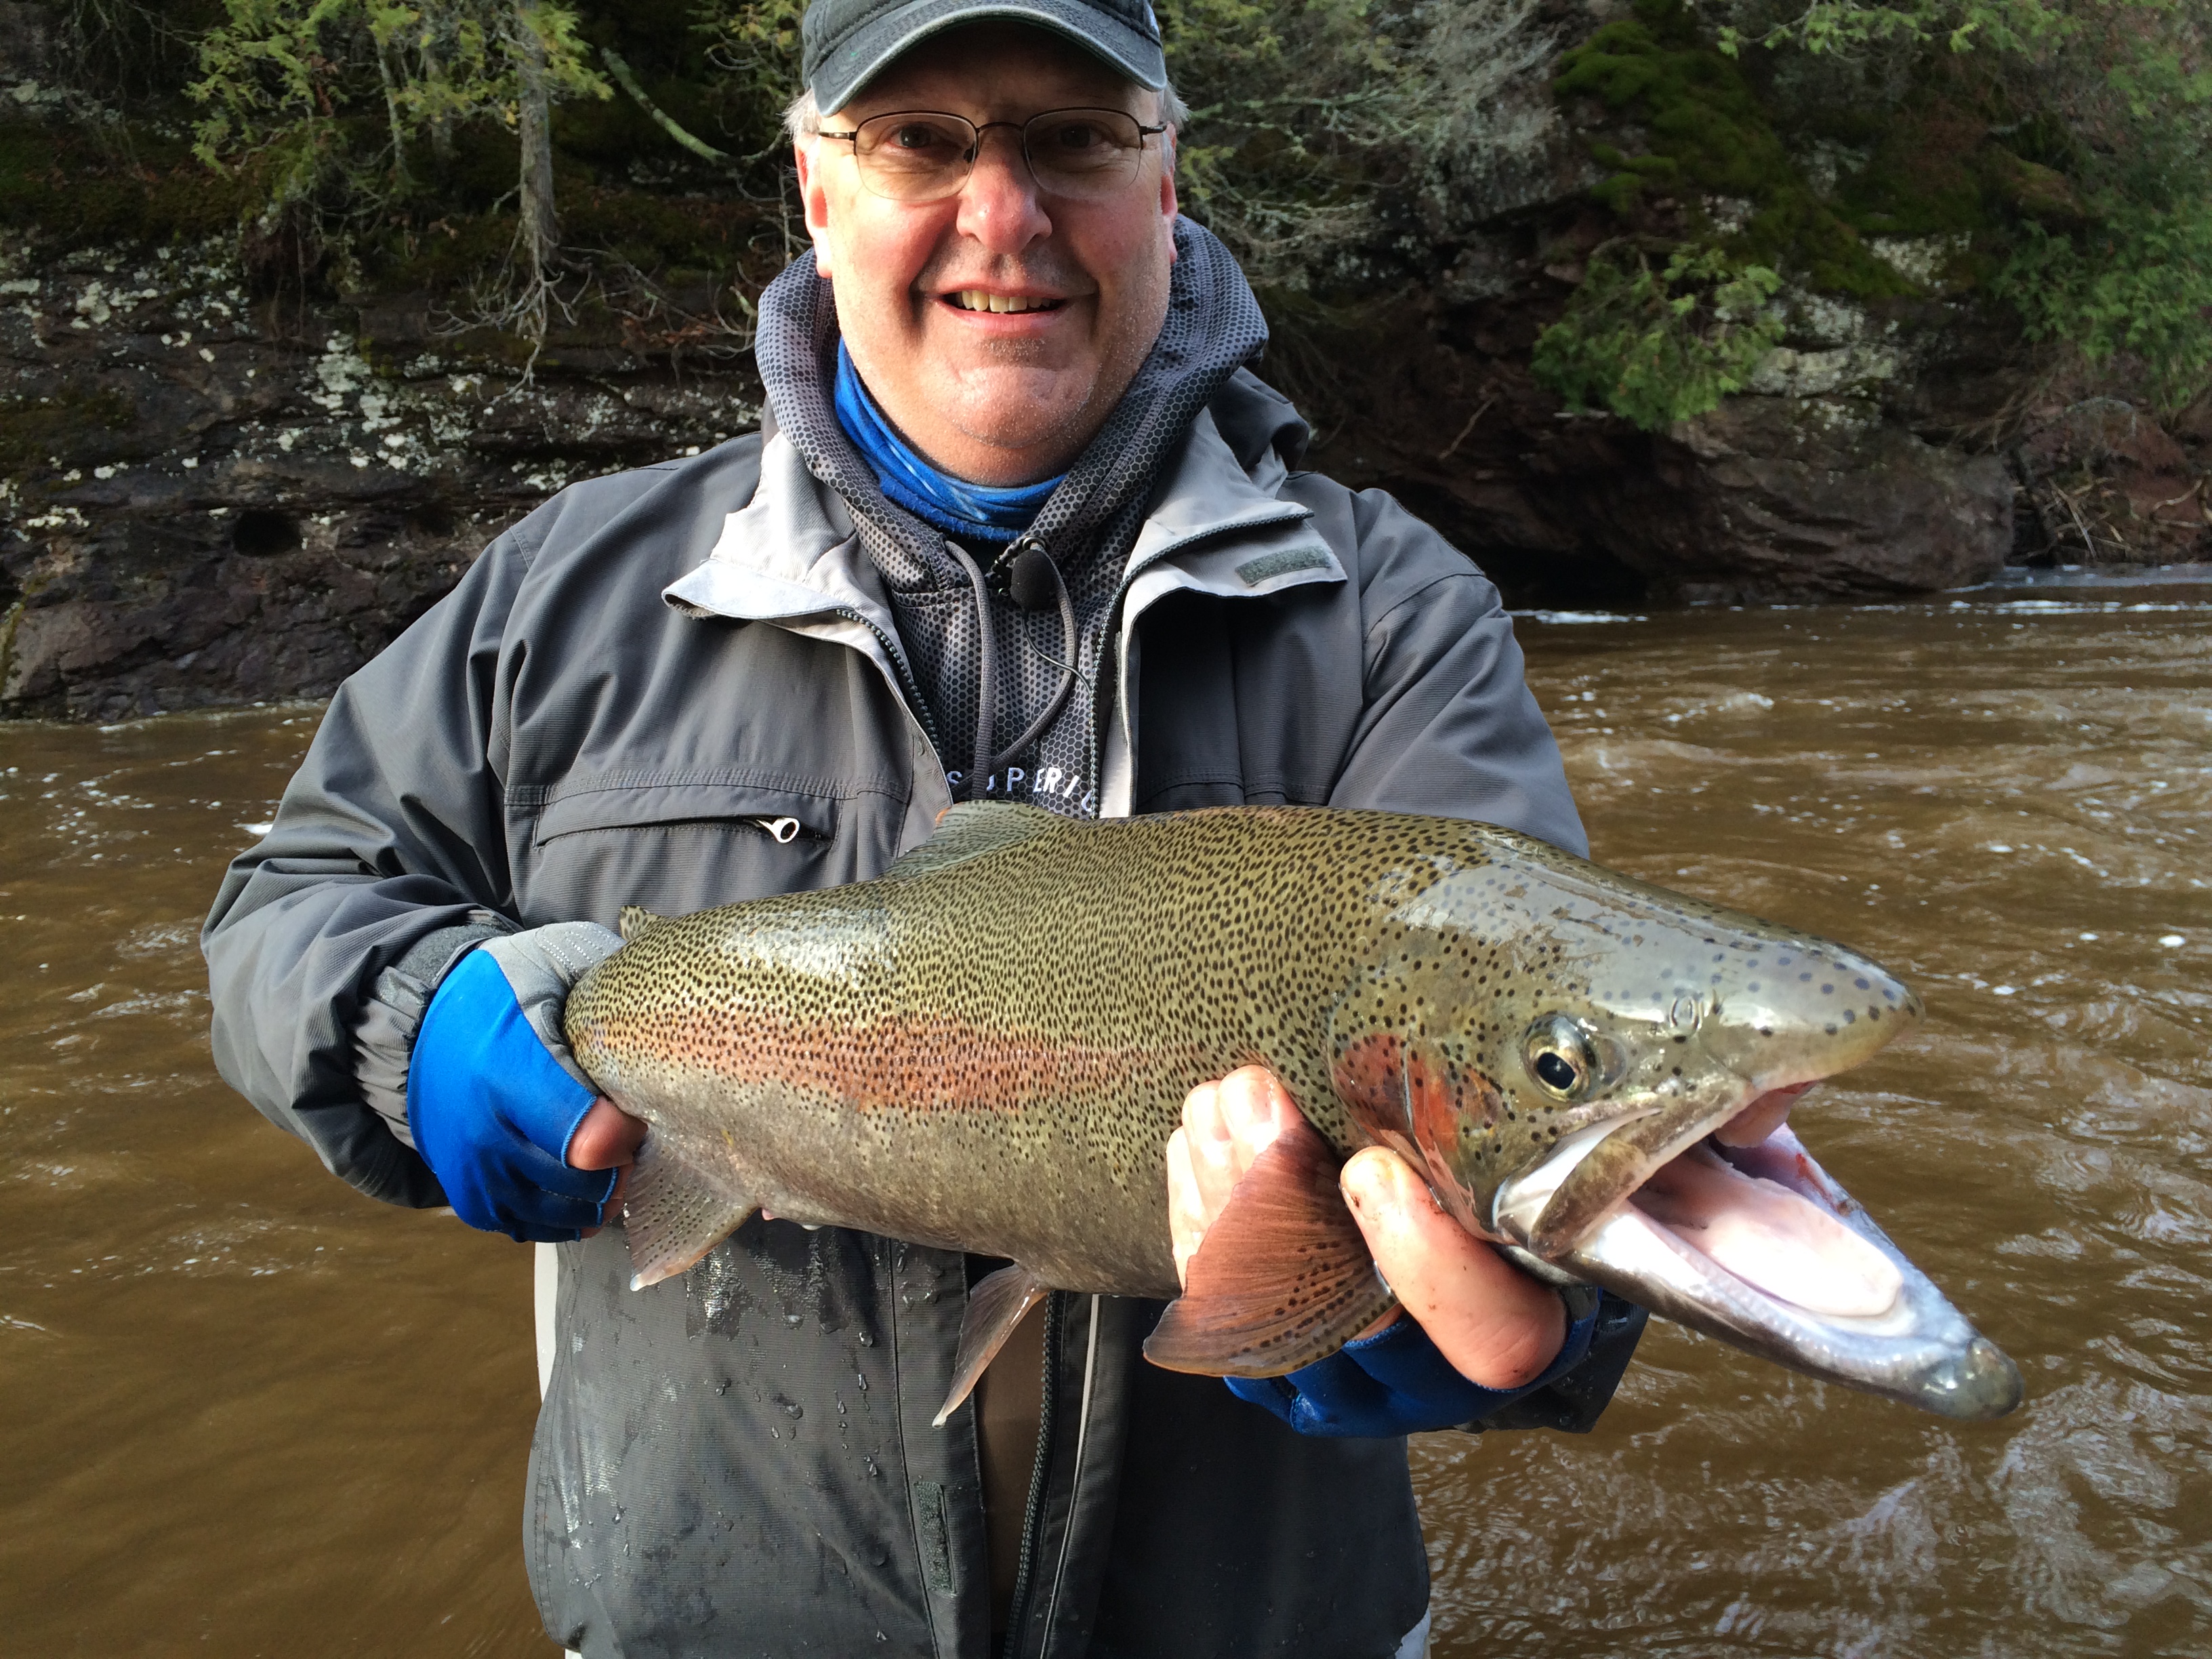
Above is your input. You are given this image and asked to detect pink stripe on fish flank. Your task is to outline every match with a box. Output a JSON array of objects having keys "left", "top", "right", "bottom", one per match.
[{"left": 585, "top": 1009, "right": 1216, "bottom": 1115}]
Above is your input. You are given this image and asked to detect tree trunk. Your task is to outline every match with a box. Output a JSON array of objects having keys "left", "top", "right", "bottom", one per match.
[{"left": 512, "top": 0, "right": 558, "bottom": 344}]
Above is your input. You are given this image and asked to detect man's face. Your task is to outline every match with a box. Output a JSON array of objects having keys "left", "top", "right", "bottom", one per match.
[{"left": 794, "top": 24, "right": 1178, "bottom": 486}]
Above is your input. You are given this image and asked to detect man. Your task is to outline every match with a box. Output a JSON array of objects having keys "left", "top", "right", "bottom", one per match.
[{"left": 203, "top": 3, "right": 1646, "bottom": 1654}]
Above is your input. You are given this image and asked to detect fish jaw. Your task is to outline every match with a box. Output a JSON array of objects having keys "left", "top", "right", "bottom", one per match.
[
  {"left": 1507, "top": 1126, "right": 2023, "bottom": 1421},
  {"left": 1473, "top": 888, "right": 1922, "bottom": 1257}
]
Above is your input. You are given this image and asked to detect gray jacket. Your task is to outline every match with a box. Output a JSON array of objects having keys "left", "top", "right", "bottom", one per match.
[{"left": 204, "top": 369, "right": 1643, "bottom": 1659}]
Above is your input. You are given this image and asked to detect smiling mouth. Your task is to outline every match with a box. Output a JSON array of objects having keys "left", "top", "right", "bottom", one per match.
[{"left": 945, "top": 290, "right": 1066, "bottom": 314}]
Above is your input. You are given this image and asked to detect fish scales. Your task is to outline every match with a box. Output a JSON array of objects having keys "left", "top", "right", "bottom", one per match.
[
  {"left": 568, "top": 806, "right": 1462, "bottom": 1295},
  {"left": 564, "top": 801, "right": 2024, "bottom": 1420}
]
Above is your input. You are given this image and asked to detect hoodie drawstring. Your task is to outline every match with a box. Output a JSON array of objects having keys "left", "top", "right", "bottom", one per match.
[{"left": 945, "top": 533, "right": 1078, "bottom": 801}]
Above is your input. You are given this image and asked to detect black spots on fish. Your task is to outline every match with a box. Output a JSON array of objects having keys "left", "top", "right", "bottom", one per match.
[
  {"left": 1758, "top": 1026, "right": 1774, "bottom": 1037},
  {"left": 1841, "top": 1008, "right": 1857, "bottom": 1024},
  {"left": 1748, "top": 981, "right": 1763, "bottom": 992},
  {"left": 1821, "top": 983, "right": 1836, "bottom": 995},
  {"left": 1855, "top": 977, "right": 1871, "bottom": 991},
  {"left": 1824, "top": 1023, "right": 1838, "bottom": 1036}
]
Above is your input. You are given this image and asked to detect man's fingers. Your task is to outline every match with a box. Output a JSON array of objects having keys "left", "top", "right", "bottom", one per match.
[
  {"left": 1181, "top": 1078, "right": 1244, "bottom": 1221},
  {"left": 1214, "top": 1065, "right": 1293, "bottom": 1183},
  {"left": 1713, "top": 1080, "right": 1814, "bottom": 1148},
  {"left": 567, "top": 1098, "right": 648, "bottom": 1170},
  {"left": 1340, "top": 1146, "right": 1565, "bottom": 1391},
  {"left": 1165, "top": 1127, "right": 1208, "bottom": 1289}
]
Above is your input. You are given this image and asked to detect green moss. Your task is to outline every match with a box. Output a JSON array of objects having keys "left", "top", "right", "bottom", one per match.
[
  {"left": 0, "top": 121, "right": 251, "bottom": 248},
  {"left": 1554, "top": 0, "right": 1909, "bottom": 298}
]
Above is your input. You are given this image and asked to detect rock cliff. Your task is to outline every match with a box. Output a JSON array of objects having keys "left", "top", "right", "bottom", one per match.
[{"left": 2, "top": 0, "right": 2204, "bottom": 720}]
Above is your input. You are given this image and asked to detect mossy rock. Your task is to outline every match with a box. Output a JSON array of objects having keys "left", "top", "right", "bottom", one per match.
[{"left": 1553, "top": 0, "right": 1909, "bottom": 300}]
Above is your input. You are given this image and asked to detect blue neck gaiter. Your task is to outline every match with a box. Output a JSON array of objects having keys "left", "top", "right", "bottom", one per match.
[{"left": 832, "top": 342, "right": 1064, "bottom": 545}]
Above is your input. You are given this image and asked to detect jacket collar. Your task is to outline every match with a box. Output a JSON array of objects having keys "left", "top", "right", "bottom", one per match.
[{"left": 663, "top": 405, "right": 1343, "bottom": 633}]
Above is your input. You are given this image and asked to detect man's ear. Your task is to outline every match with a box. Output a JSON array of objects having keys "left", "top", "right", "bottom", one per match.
[
  {"left": 793, "top": 138, "right": 837, "bottom": 277},
  {"left": 1158, "top": 127, "right": 1179, "bottom": 252}
]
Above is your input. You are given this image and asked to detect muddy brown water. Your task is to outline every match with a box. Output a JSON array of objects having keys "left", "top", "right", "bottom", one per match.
[{"left": 3, "top": 593, "right": 2207, "bottom": 1656}]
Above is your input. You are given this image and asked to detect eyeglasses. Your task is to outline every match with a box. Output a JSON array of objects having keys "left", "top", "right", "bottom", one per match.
[{"left": 817, "top": 108, "right": 1168, "bottom": 204}]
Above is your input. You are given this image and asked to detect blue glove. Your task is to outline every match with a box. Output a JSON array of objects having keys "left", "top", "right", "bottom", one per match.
[
  {"left": 1225, "top": 1292, "right": 1603, "bottom": 1437},
  {"left": 407, "top": 928, "right": 620, "bottom": 1242}
]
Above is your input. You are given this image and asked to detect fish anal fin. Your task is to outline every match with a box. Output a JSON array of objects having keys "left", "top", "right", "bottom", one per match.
[
  {"left": 620, "top": 1133, "right": 756, "bottom": 1290},
  {"left": 1142, "top": 1118, "right": 1398, "bottom": 1378},
  {"left": 884, "top": 802, "right": 1058, "bottom": 883},
  {"left": 618, "top": 905, "right": 668, "bottom": 945},
  {"left": 933, "top": 1264, "right": 1052, "bottom": 1428}
]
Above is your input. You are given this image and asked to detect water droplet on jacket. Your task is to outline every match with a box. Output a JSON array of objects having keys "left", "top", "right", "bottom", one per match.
[{"left": 855, "top": 1372, "right": 868, "bottom": 1391}]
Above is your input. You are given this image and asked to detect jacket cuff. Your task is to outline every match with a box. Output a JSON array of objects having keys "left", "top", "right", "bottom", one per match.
[{"left": 350, "top": 916, "right": 512, "bottom": 1148}]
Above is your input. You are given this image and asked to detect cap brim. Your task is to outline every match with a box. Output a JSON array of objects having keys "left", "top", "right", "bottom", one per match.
[{"left": 813, "top": 0, "right": 1168, "bottom": 117}]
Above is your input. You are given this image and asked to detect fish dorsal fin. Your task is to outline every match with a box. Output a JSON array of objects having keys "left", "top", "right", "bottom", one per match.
[
  {"left": 621, "top": 1134, "right": 757, "bottom": 1290},
  {"left": 1143, "top": 1117, "right": 1399, "bottom": 1378},
  {"left": 882, "top": 802, "right": 1059, "bottom": 883},
  {"left": 619, "top": 905, "right": 668, "bottom": 944},
  {"left": 933, "top": 1263, "right": 1052, "bottom": 1427}
]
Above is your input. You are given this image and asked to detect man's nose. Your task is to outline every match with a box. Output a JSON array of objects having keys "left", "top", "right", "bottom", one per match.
[{"left": 954, "top": 128, "right": 1052, "bottom": 253}]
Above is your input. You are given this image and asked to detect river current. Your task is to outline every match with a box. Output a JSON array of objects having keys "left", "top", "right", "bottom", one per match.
[{"left": 2, "top": 590, "right": 2206, "bottom": 1655}]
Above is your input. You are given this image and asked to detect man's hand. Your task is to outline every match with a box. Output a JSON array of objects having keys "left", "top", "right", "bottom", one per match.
[
  {"left": 1166, "top": 1065, "right": 1565, "bottom": 1392},
  {"left": 407, "top": 925, "right": 647, "bottom": 1243}
]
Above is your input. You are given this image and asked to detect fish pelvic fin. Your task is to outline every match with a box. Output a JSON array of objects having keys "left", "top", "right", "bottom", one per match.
[
  {"left": 620, "top": 1134, "right": 756, "bottom": 1290},
  {"left": 933, "top": 1264, "right": 1052, "bottom": 1429},
  {"left": 617, "top": 905, "right": 668, "bottom": 945},
  {"left": 1143, "top": 1116, "right": 1399, "bottom": 1378}
]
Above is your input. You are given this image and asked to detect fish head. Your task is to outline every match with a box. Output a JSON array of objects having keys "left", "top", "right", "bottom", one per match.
[
  {"left": 1328, "top": 830, "right": 1919, "bottom": 1248},
  {"left": 1327, "top": 829, "right": 2018, "bottom": 1422}
]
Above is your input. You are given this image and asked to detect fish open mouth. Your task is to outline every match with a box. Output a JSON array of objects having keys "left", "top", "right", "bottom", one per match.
[{"left": 1490, "top": 1089, "right": 2024, "bottom": 1420}]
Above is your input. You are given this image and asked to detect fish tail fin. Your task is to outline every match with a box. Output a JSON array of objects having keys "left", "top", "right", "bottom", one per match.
[
  {"left": 620, "top": 1134, "right": 756, "bottom": 1290},
  {"left": 933, "top": 1264, "right": 1052, "bottom": 1427},
  {"left": 1143, "top": 1119, "right": 1398, "bottom": 1377}
]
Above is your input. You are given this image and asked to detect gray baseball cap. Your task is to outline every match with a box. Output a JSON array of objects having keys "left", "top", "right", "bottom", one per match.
[{"left": 801, "top": 0, "right": 1168, "bottom": 116}]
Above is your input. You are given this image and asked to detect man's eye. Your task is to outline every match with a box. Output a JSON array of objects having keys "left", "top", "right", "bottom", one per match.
[
  {"left": 1042, "top": 121, "right": 1106, "bottom": 152},
  {"left": 890, "top": 125, "right": 950, "bottom": 152}
]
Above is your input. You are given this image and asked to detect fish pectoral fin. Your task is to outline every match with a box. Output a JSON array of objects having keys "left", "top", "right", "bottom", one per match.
[
  {"left": 933, "top": 1264, "right": 1052, "bottom": 1429},
  {"left": 1142, "top": 1118, "right": 1399, "bottom": 1378},
  {"left": 619, "top": 1133, "right": 756, "bottom": 1291},
  {"left": 617, "top": 905, "right": 668, "bottom": 945},
  {"left": 883, "top": 801, "right": 1058, "bottom": 882}
]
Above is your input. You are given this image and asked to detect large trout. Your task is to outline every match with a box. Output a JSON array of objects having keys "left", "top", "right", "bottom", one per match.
[{"left": 565, "top": 803, "right": 2022, "bottom": 1424}]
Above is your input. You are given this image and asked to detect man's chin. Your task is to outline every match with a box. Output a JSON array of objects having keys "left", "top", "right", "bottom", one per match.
[{"left": 927, "top": 376, "right": 1101, "bottom": 475}]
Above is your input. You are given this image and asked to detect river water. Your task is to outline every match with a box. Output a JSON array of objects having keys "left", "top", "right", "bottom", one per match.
[{"left": 2, "top": 591, "right": 2207, "bottom": 1656}]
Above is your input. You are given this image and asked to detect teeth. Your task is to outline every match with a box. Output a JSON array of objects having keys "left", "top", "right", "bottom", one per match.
[{"left": 955, "top": 290, "right": 1054, "bottom": 313}]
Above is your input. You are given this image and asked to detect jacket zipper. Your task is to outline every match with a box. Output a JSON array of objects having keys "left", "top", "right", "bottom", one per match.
[
  {"left": 998, "top": 1288, "right": 1062, "bottom": 1659},
  {"left": 834, "top": 605, "right": 943, "bottom": 756}
]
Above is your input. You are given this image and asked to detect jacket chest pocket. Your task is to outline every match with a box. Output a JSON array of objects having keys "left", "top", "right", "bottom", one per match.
[{"left": 518, "top": 779, "right": 868, "bottom": 925}]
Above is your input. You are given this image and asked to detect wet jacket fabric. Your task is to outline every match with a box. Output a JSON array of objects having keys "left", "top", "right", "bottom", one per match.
[{"left": 203, "top": 365, "right": 1647, "bottom": 1659}]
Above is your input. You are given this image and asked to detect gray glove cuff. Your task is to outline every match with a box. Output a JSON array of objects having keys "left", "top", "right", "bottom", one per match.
[{"left": 476, "top": 922, "right": 625, "bottom": 1096}]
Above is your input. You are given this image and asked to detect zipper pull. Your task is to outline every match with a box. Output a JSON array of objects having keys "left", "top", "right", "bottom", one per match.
[{"left": 749, "top": 815, "right": 801, "bottom": 844}]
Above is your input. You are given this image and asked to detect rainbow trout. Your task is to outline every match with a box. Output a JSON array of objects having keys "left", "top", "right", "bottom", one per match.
[{"left": 565, "top": 804, "right": 2022, "bottom": 1424}]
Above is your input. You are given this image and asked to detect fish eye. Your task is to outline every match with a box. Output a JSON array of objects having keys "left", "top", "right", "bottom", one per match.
[{"left": 1523, "top": 1015, "right": 1599, "bottom": 1100}]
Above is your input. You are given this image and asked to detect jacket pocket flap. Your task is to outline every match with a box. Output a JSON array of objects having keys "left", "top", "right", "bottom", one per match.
[{"left": 534, "top": 781, "right": 840, "bottom": 844}]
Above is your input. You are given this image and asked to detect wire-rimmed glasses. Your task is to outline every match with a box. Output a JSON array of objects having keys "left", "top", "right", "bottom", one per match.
[{"left": 817, "top": 108, "right": 1168, "bottom": 203}]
